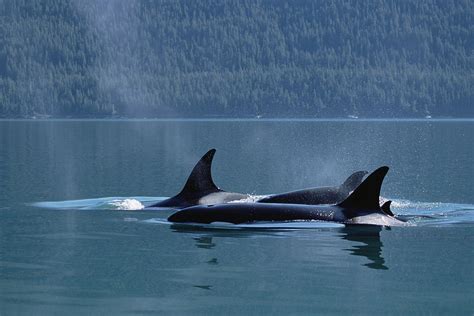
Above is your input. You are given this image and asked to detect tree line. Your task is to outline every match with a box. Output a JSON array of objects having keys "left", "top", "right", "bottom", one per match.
[{"left": 0, "top": 0, "right": 472, "bottom": 118}]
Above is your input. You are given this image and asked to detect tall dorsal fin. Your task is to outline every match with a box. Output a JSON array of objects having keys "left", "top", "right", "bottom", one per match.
[
  {"left": 338, "top": 166, "right": 389, "bottom": 211},
  {"left": 179, "top": 149, "right": 219, "bottom": 196},
  {"left": 339, "top": 170, "right": 368, "bottom": 195},
  {"left": 381, "top": 200, "right": 394, "bottom": 217}
]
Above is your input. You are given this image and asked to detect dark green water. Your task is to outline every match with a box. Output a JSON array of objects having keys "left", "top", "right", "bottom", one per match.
[{"left": 0, "top": 120, "right": 473, "bottom": 314}]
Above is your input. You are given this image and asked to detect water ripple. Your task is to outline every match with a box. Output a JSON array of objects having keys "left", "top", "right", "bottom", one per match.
[{"left": 31, "top": 196, "right": 474, "bottom": 227}]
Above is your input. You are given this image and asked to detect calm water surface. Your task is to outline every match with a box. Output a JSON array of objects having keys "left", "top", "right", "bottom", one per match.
[{"left": 0, "top": 120, "right": 473, "bottom": 314}]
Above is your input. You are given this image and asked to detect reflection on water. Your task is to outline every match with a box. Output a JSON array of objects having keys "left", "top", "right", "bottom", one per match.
[
  {"left": 194, "top": 236, "right": 216, "bottom": 249},
  {"left": 170, "top": 224, "right": 389, "bottom": 270},
  {"left": 193, "top": 285, "right": 213, "bottom": 291},
  {"left": 339, "top": 226, "right": 387, "bottom": 270},
  {"left": 207, "top": 258, "right": 218, "bottom": 265}
]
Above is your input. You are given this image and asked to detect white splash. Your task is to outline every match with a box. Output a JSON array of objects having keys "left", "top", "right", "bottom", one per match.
[
  {"left": 228, "top": 194, "right": 269, "bottom": 203},
  {"left": 32, "top": 196, "right": 159, "bottom": 210},
  {"left": 108, "top": 199, "right": 145, "bottom": 210}
]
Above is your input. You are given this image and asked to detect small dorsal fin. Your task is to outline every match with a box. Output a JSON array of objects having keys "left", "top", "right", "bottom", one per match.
[
  {"left": 338, "top": 166, "right": 389, "bottom": 211},
  {"left": 340, "top": 170, "right": 368, "bottom": 195},
  {"left": 381, "top": 200, "right": 394, "bottom": 217},
  {"left": 179, "top": 149, "right": 219, "bottom": 196}
]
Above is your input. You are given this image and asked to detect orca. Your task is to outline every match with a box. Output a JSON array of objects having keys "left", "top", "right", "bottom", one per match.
[
  {"left": 167, "top": 166, "right": 408, "bottom": 227},
  {"left": 147, "top": 149, "right": 248, "bottom": 209},
  {"left": 257, "top": 170, "right": 368, "bottom": 205}
]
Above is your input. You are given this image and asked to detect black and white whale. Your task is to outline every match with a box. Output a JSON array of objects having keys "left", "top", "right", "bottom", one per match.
[
  {"left": 257, "top": 170, "right": 368, "bottom": 205},
  {"left": 147, "top": 148, "right": 368, "bottom": 209},
  {"left": 147, "top": 149, "right": 248, "bottom": 209},
  {"left": 167, "top": 166, "right": 408, "bottom": 227}
]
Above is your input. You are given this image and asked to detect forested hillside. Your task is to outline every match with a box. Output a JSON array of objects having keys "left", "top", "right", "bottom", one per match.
[{"left": 0, "top": 0, "right": 472, "bottom": 118}]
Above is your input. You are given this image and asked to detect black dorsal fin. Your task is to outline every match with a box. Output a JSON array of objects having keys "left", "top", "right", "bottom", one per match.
[
  {"left": 179, "top": 149, "right": 219, "bottom": 196},
  {"left": 339, "top": 170, "right": 368, "bottom": 195},
  {"left": 338, "top": 166, "right": 389, "bottom": 211},
  {"left": 381, "top": 200, "right": 394, "bottom": 217}
]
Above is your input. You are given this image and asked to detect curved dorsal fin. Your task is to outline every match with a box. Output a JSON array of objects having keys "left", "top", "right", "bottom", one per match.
[
  {"left": 381, "top": 200, "right": 394, "bottom": 217},
  {"left": 179, "top": 149, "right": 219, "bottom": 196},
  {"left": 339, "top": 170, "right": 368, "bottom": 195},
  {"left": 338, "top": 166, "right": 389, "bottom": 211}
]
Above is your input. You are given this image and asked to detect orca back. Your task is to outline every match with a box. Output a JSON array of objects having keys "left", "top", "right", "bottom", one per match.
[{"left": 258, "top": 170, "right": 367, "bottom": 205}]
